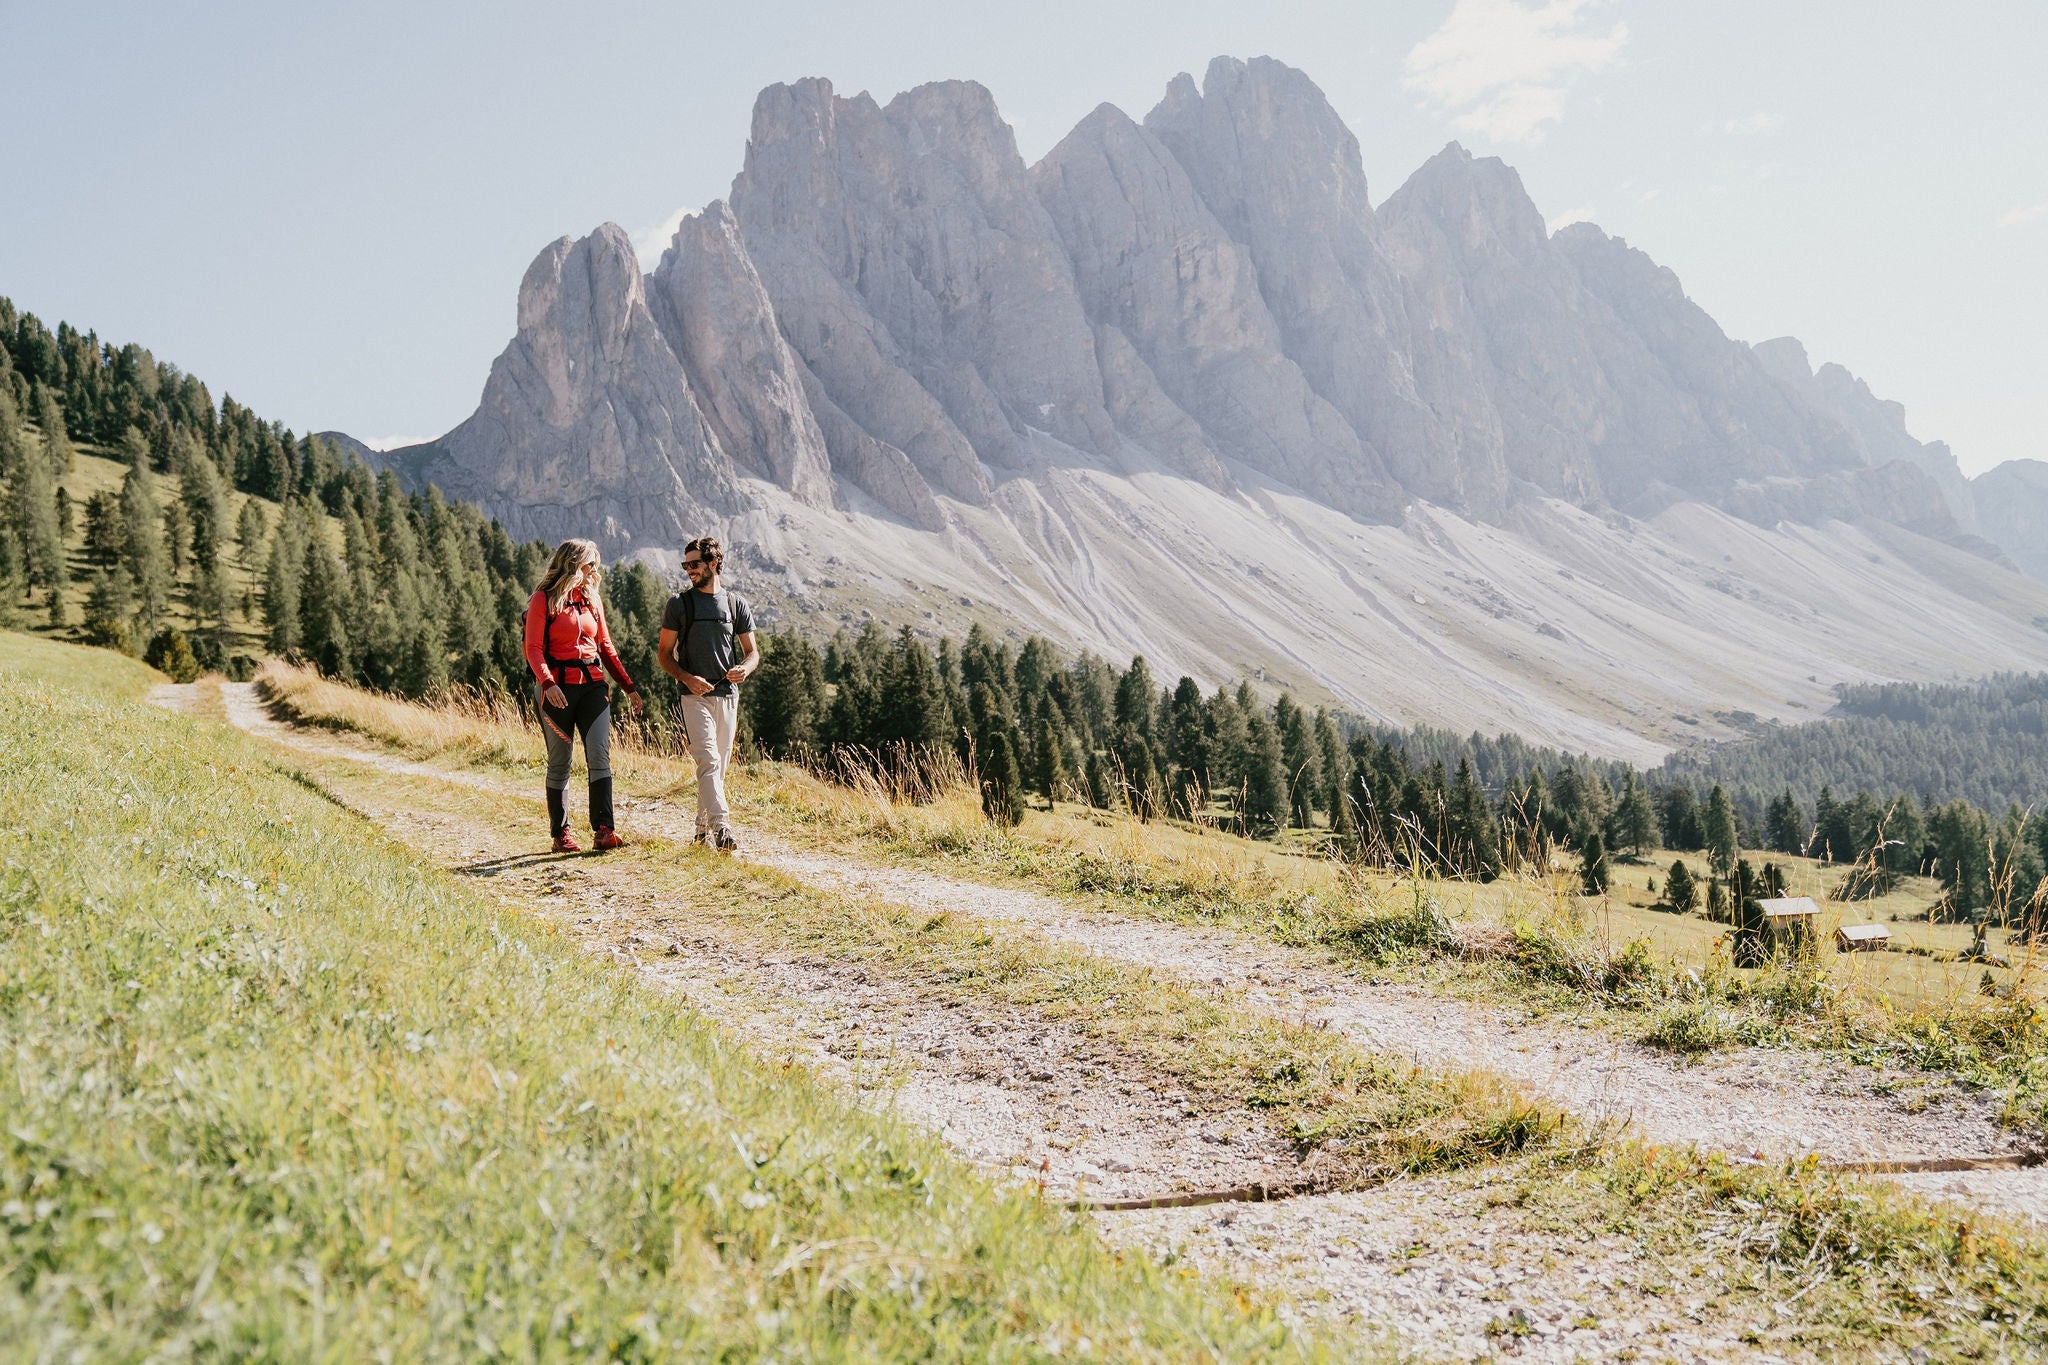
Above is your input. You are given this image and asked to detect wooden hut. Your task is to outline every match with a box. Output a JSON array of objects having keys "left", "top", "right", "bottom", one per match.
[
  {"left": 1834, "top": 923, "right": 1892, "bottom": 953},
  {"left": 1758, "top": 896, "right": 1823, "bottom": 953}
]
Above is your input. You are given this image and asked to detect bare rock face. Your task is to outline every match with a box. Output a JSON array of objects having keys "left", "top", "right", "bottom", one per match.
[
  {"left": 410, "top": 55, "right": 2025, "bottom": 587},
  {"left": 729, "top": 77, "right": 1117, "bottom": 495},
  {"left": 1973, "top": 460, "right": 2048, "bottom": 579},
  {"left": 426, "top": 224, "right": 740, "bottom": 547},
  {"left": 1036, "top": 103, "right": 1401, "bottom": 521},
  {"left": 1145, "top": 58, "right": 1444, "bottom": 505},
  {"left": 648, "top": 201, "right": 835, "bottom": 509},
  {"left": 1752, "top": 335, "right": 1979, "bottom": 533}
]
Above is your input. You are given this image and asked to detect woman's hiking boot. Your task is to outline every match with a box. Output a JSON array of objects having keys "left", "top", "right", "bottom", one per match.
[
  {"left": 594, "top": 826, "right": 624, "bottom": 851},
  {"left": 552, "top": 829, "right": 581, "bottom": 854}
]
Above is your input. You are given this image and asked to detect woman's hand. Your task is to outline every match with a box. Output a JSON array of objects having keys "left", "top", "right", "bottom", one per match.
[
  {"left": 543, "top": 684, "right": 567, "bottom": 710},
  {"left": 628, "top": 690, "right": 647, "bottom": 714}
]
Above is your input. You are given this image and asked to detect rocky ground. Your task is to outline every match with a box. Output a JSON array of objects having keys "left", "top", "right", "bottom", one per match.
[{"left": 154, "top": 680, "right": 2048, "bottom": 1361}]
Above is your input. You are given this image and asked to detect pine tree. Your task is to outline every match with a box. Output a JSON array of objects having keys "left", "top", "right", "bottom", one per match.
[
  {"left": 163, "top": 496, "right": 190, "bottom": 574},
  {"left": 181, "top": 452, "right": 229, "bottom": 575},
  {"left": 1116, "top": 727, "right": 1162, "bottom": 820},
  {"left": 1610, "top": 770, "right": 1659, "bottom": 859},
  {"left": 10, "top": 434, "right": 63, "bottom": 602},
  {"left": 119, "top": 464, "right": 171, "bottom": 636},
  {"left": 1034, "top": 714, "right": 1067, "bottom": 809},
  {"left": 34, "top": 387, "right": 73, "bottom": 472},
  {"left": 1446, "top": 757, "right": 1499, "bottom": 878},
  {"left": 144, "top": 628, "right": 201, "bottom": 683},
  {"left": 978, "top": 727, "right": 1026, "bottom": 828},
  {"left": 1665, "top": 858, "right": 1698, "bottom": 913},
  {"left": 1276, "top": 696, "right": 1322, "bottom": 830},
  {"left": 396, "top": 612, "right": 449, "bottom": 697},
  {"left": 1655, "top": 783, "right": 1703, "bottom": 850},
  {"left": 1703, "top": 784, "right": 1740, "bottom": 879},
  {"left": 1084, "top": 748, "right": 1118, "bottom": 811},
  {"left": 1241, "top": 713, "right": 1288, "bottom": 839},
  {"left": 1314, "top": 708, "right": 1344, "bottom": 823},
  {"left": 1113, "top": 655, "right": 1157, "bottom": 741},
  {"left": 1811, "top": 786, "right": 1843, "bottom": 863},
  {"left": 0, "top": 387, "right": 24, "bottom": 482},
  {"left": 236, "top": 497, "right": 268, "bottom": 561},
  {"left": 1763, "top": 789, "right": 1805, "bottom": 856},
  {"left": 263, "top": 512, "right": 306, "bottom": 653},
  {"left": 1580, "top": 831, "right": 1610, "bottom": 895},
  {"left": 744, "top": 632, "right": 830, "bottom": 759},
  {"left": 1331, "top": 766, "right": 1362, "bottom": 858},
  {"left": 81, "top": 569, "right": 135, "bottom": 653}
]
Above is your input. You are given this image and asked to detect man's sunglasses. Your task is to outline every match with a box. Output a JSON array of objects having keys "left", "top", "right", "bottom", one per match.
[{"left": 683, "top": 558, "right": 709, "bottom": 569}]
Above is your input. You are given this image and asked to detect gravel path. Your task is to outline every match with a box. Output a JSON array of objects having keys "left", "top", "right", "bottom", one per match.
[
  {"left": 732, "top": 838, "right": 2029, "bottom": 1169},
  {"left": 1101, "top": 1178, "right": 1794, "bottom": 1364},
  {"left": 179, "top": 684, "right": 1297, "bottom": 1205},
  {"left": 148, "top": 682, "right": 2048, "bottom": 1358}
]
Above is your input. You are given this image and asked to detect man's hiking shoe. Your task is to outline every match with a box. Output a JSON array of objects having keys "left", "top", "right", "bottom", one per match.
[
  {"left": 594, "top": 826, "right": 624, "bottom": 851},
  {"left": 714, "top": 828, "right": 739, "bottom": 854},
  {"left": 552, "top": 830, "right": 581, "bottom": 854}
]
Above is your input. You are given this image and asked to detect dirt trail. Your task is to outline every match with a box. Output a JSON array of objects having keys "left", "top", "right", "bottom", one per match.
[
  {"left": 177, "top": 682, "right": 2045, "bottom": 1173},
  {"left": 713, "top": 831, "right": 2030, "bottom": 1162},
  {"left": 146, "top": 682, "right": 2045, "bottom": 1360}
]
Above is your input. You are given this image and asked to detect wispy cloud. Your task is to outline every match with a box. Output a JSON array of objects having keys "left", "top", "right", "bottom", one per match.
[
  {"left": 631, "top": 207, "right": 690, "bottom": 270},
  {"left": 1997, "top": 201, "right": 2048, "bottom": 229},
  {"left": 1723, "top": 111, "right": 1777, "bottom": 135},
  {"left": 1402, "top": 0, "right": 1627, "bottom": 144},
  {"left": 1547, "top": 205, "right": 1596, "bottom": 234},
  {"left": 365, "top": 434, "right": 433, "bottom": 452}
]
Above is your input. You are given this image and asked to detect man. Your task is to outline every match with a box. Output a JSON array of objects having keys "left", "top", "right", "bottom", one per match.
[{"left": 658, "top": 536, "right": 757, "bottom": 851}]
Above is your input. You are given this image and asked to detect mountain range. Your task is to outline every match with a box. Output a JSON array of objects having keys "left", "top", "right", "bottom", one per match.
[{"left": 355, "top": 56, "right": 2048, "bottom": 763}]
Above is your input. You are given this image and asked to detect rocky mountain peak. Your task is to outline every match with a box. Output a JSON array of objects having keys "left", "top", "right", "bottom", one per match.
[
  {"left": 405, "top": 54, "right": 2032, "bottom": 594},
  {"left": 1382, "top": 142, "right": 1550, "bottom": 262}
]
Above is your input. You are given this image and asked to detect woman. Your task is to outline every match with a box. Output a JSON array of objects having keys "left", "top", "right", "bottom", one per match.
[{"left": 523, "top": 539, "right": 644, "bottom": 852}]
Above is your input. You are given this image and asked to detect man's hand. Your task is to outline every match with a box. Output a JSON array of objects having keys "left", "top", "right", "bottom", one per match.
[
  {"left": 681, "top": 673, "right": 714, "bottom": 697},
  {"left": 724, "top": 665, "right": 750, "bottom": 684},
  {"left": 543, "top": 684, "right": 567, "bottom": 710}
]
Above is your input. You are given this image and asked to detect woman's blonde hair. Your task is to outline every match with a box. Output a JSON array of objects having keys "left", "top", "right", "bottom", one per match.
[{"left": 537, "top": 538, "right": 602, "bottom": 615}]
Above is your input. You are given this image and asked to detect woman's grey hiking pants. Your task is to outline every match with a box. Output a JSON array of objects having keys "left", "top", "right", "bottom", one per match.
[{"left": 541, "top": 680, "right": 613, "bottom": 834}]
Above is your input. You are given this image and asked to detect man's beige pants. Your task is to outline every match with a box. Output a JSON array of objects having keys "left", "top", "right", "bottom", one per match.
[{"left": 677, "top": 692, "right": 738, "bottom": 836}]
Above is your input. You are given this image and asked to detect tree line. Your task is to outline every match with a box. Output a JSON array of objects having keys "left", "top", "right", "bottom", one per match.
[{"left": 1663, "top": 672, "right": 2048, "bottom": 817}]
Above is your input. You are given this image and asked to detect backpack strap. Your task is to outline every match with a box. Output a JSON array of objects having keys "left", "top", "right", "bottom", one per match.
[{"left": 670, "top": 588, "right": 697, "bottom": 664}]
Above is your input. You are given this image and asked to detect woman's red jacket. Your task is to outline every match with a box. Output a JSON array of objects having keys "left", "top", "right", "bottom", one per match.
[{"left": 523, "top": 589, "right": 635, "bottom": 691}]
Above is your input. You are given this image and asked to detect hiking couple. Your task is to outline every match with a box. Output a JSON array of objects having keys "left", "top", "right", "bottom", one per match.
[{"left": 520, "top": 535, "right": 754, "bottom": 854}]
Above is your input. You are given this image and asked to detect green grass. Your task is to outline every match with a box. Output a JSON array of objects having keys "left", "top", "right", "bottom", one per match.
[
  {"left": 124, "top": 644, "right": 2048, "bottom": 1357},
  {"left": 14, "top": 440, "right": 298, "bottom": 663},
  {"left": 0, "top": 632, "right": 1334, "bottom": 1360},
  {"left": 250, "top": 662, "right": 2048, "bottom": 1138}
]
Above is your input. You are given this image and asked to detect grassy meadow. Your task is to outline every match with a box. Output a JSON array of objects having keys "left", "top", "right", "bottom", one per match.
[
  {"left": 241, "top": 656, "right": 2048, "bottom": 1355},
  {"left": 0, "top": 630, "right": 1333, "bottom": 1359},
  {"left": 253, "top": 659, "right": 2048, "bottom": 1137}
]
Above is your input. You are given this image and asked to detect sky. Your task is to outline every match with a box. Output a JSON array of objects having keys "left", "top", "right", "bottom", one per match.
[{"left": 3, "top": 0, "right": 2042, "bottom": 474}]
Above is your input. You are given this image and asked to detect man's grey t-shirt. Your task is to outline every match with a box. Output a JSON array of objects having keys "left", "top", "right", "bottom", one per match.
[{"left": 662, "top": 588, "right": 753, "bottom": 697}]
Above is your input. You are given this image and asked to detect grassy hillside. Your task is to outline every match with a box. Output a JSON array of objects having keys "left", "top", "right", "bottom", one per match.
[
  {"left": 0, "top": 631, "right": 1316, "bottom": 1358},
  {"left": 236, "top": 656, "right": 2048, "bottom": 1355},
  {"left": 40, "top": 442, "right": 285, "bottom": 664}
]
